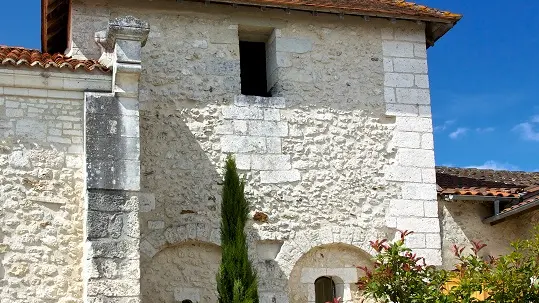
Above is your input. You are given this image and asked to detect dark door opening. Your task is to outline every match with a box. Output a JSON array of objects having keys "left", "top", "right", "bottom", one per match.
[{"left": 239, "top": 41, "right": 270, "bottom": 97}]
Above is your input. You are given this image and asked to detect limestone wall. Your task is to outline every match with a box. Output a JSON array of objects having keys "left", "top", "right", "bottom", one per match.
[
  {"left": 0, "top": 67, "right": 110, "bottom": 302},
  {"left": 440, "top": 198, "right": 539, "bottom": 269},
  {"left": 0, "top": 77, "right": 84, "bottom": 302},
  {"left": 71, "top": 0, "right": 439, "bottom": 301}
]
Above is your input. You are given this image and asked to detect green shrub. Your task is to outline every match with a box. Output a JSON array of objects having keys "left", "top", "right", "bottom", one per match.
[
  {"left": 216, "top": 156, "right": 259, "bottom": 303},
  {"left": 357, "top": 227, "right": 539, "bottom": 303}
]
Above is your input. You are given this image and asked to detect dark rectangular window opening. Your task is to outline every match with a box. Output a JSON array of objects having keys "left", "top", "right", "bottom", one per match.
[{"left": 239, "top": 41, "right": 271, "bottom": 97}]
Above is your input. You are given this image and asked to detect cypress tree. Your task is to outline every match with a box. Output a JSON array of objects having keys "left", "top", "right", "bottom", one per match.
[{"left": 217, "top": 156, "right": 259, "bottom": 303}]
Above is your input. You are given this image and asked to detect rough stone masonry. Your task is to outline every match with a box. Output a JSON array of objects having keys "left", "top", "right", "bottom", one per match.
[{"left": 0, "top": 0, "right": 448, "bottom": 302}]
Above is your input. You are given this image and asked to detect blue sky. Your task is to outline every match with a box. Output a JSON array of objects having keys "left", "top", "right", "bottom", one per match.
[{"left": 1, "top": 1, "right": 538, "bottom": 171}]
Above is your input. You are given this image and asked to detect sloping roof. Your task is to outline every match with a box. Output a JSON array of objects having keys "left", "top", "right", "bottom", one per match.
[
  {"left": 436, "top": 166, "right": 539, "bottom": 223},
  {"left": 436, "top": 166, "right": 539, "bottom": 197},
  {"left": 41, "top": 0, "right": 461, "bottom": 53},
  {"left": 0, "top": 46, "right": 110, "bottom": 72}
]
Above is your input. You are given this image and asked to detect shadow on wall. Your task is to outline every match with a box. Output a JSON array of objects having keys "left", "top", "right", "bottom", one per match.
[
  {"left": 139, "top": 106, "right": 225, "bottom": 302},
  {"left": 441, "top": 200, "right": 538, "bottom": 269}
]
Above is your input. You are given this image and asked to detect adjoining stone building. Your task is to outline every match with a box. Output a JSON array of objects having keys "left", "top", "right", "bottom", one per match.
[{"left": 10, "top": 0, "right": 534, "bottom": 302}]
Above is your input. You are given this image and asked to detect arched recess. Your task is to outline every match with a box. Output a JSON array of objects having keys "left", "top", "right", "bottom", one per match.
[
  {"left": 288, "top": 243, "right": 373, "bottom": 303},
  {"left": 139, "top": 222, "right": 221, "bottom": 259},
  {"left": 274, "top": 226, "right": 377, "bottom": 278},
  {"left": 140, "top": 240, "right": 221, "bottom": 303},
  {"left": 139, "top": 222, "right": 221, "bottom": 303}
]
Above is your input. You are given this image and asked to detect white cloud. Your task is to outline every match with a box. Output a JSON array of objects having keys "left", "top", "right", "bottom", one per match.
[
  {"left": 467, "top": 161, "right": 520, "bottom": 171},
  {"left": 449, "top": 127, "right": 468, "bottom": 139},
  {"left": 434, "top": 119, "right": 455, "bottom": 132},
  {"left": 476, "top": 127, "right": 495, "bottom": 133},
  {"left": 513, "top": 115, "right": 539, "bottom": 141}
]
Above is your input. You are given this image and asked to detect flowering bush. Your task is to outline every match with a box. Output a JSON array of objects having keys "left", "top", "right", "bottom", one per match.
[{"left": 357, "top": 226, "right": 539, "bottom": 303}]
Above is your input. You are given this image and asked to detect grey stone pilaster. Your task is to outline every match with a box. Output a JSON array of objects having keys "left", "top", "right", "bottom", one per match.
[{"left": 84, "top": 15, "right": 149, "bottom": 303}]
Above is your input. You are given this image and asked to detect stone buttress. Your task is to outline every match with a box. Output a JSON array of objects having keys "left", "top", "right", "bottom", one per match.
[{"left": 83, "top": 16, "right": 149, "bottom": 302}]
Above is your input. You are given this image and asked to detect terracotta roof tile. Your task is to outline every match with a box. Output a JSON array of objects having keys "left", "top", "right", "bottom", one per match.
[
  {"left": 438, "top": 187, "right": 522, "bottom": 198},
  {"left": 210, "top": 0, "right": 461, "bottom": 22},
  {"left": 498, "top": 190, "right": 539, "bottom": 215},
  {"left": 0, "top": 46, "right": 109, "bottom": 73},
  {"left": 437, "top": 167, "right": 539, "bottom": 221},
  {"left": 436, "top": 166, "right": 539, "bottom": 194}
]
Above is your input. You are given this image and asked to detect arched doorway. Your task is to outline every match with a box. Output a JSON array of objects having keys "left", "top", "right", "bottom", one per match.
[{"left": 288, "top": 243, "right": 372, "bottom": 303}]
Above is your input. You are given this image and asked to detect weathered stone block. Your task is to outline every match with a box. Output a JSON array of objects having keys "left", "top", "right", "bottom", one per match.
[
  {"left": 391, "top": 131, "right": 421, "bottom": 148},
  {"left": 222, "top": 106, "right": 263, "bottom": 120},
  {"left": 251, "top": 154, "right": 292, "bottom": 170},
  {"left": 413, "top": 248, "right": 442, "bottom": 265},
  {"left": 393, "top": 58, "right": 428, "bottom": 74},
  {"left": 234, "top": 95, "right": 286, "bottom": 108},
  {"left": 425, "top": 233, "right": 442, "bottom": 249},
  {"left": 248, "top": 120, "right": 288, "bottom": 137},
  {"left": 385, "top": 73, "right": 414, "bottom": 87},
  {"left": 86, "top": 159, "right": 140, "bottom": 190},
  {"left": 88, "top": 239, "right": 139, "bottom": 259},
  {"left": 87, "top": 211, "right": 124, "bottom": 239},
  {"left": 260, "top": 170, "right": 301, "bottom": 184},
  {"left": 87, "top": 190, "right": 139, "bottom": 212},
  {"left": 86, "top": 93, "right": 138, "bottom": 117},
  {"left": 383, "top": 57, "right": 393, "bottom": 72},
  {"left": 266, "top": 137, "right": 282, "bottom": 154},
  {"left": 382, "top": 41, "right": 414, "bottom": 58},
  {"left": 396, "top": 88, "right": 431, "bottom": 105},
  {"left": 394, "top": 27, "right": 425, "bottom": 43},
  {"left": 15, "top": 119, "right": 47, "bottom": 141},
  {"left": 384, "top": 87, "right": 396, "bottom": 104},
  {"left": 421, "top": 167, "right": 436, "bottom": 184},
  {"left": 421, "top": 133, "right": 434, "bottom": 149},
  {"left": 387, "top": 199, "right": 425, "bottom": 217},
  {"left": 400, "top": 183, "right": 437, "bottom": 201},
  {"left": 86, "top": 135, "right": 140, "bottom": 160},
  {"left": 86, "top": 113, "right": 139, "bottom": 138},
  {"left": 395, "top": 117, "right": 433, "bottom": 132},
  {"left": 403, "top": 232, "right": 426, "bottom": 248},
  {"left": 386, "top": 165, "right": 422, "bottom": 182},
  {"left": 220, "top": 135, "right": 266, "bottom": 153},
  {"left": 263, "top": 108, "right": 280, "bottom": 121},
  {"left": 138, "top": 193, "right": 155, "bottom": 213},
  {"left": 276, "top": 37, "right": 313, "bottom": 54},
  {"left": 414, "top": 43, "right": 427, "bottom": 58},
  {"left": 423, "top": 201, "right": 439, "bottom": 218},
  {"left": 86, "top": 278, "right": 140, "bottom": 297},
  {"left": 395, "top": 148, "right": 435, "bottom": 168},
  {"left": 396, "top": 217, "right": 440, "bottom": 233},
  {"left": 415, "top": 75, "right": 429, "bottom": 88}
]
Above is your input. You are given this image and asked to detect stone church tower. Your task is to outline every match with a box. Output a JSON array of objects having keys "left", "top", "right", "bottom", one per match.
[{"left": 0, "top": 0, "right": 460, "bottom": 302}]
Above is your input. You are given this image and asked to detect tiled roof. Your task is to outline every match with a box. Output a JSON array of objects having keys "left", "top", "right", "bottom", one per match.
[
  {"left": 436, "top": 166, "right": 539, "bottom": 197},
  {"left": 212, "top": 0, "right": 461, "bottom": 21},
  {"left": 0, "top": 46, "right": 109, "bottom": 73},
  {"left": 499, "top": 192, "right": 539, "bottom": 215},
  {"left": 437, "top": 167, "right": 539, "bottom": 223}
]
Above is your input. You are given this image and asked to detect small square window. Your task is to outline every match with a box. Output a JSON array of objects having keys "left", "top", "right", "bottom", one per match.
[{"left": 239, "top": 41, "right": 270, "bottom": 97}]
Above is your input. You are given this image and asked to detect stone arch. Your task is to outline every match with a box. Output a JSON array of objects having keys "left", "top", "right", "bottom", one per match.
[
  {"left": 140, "top": 240, "right": 221, "bottom": 303},
  {"left": 275, "top": 226, "right": 375, "bottom": 278},
  {"left": 286, "top": 239, "right": 373, "bottom": 303},
  {"left": 139, "top": 222, "right": 220, "bottom": 259}
]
